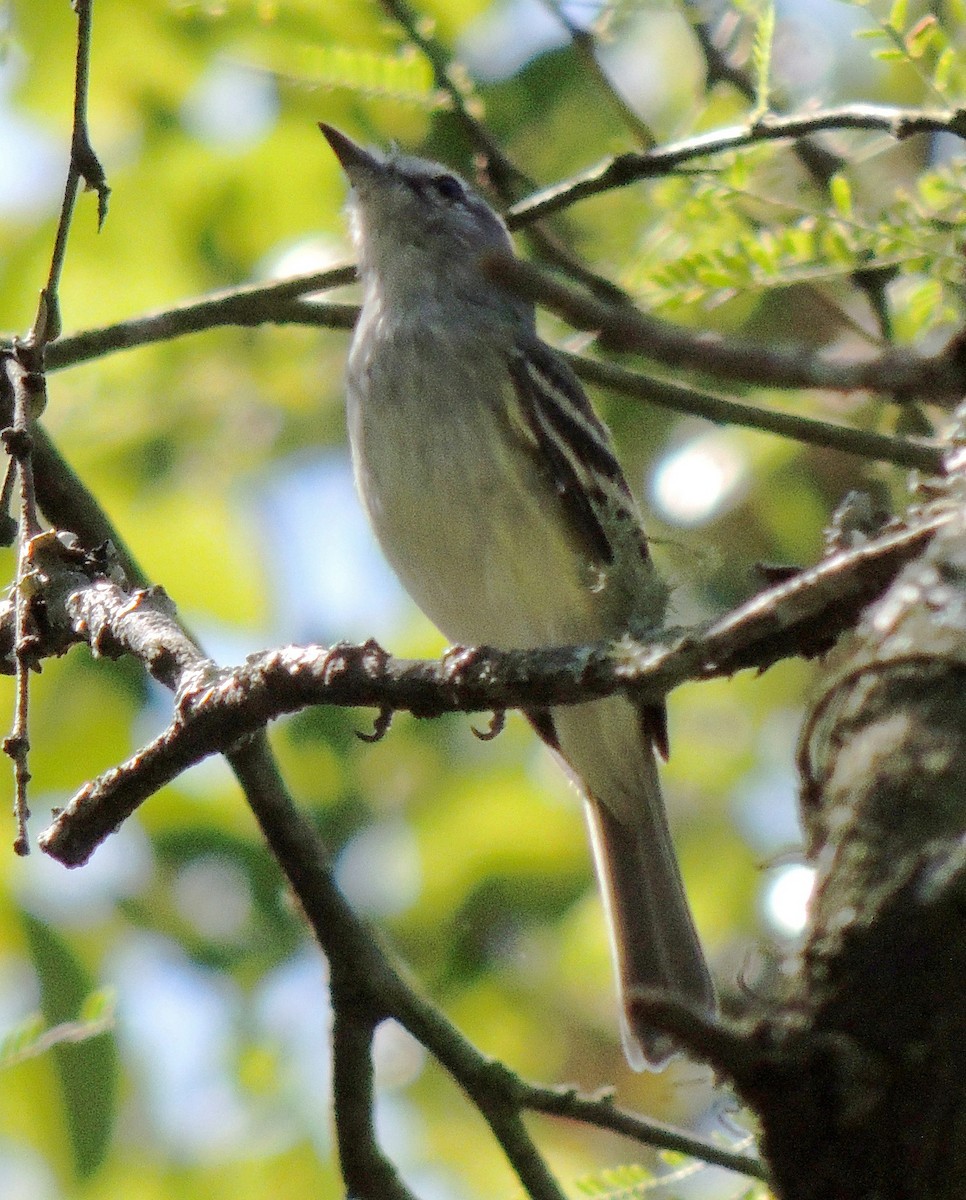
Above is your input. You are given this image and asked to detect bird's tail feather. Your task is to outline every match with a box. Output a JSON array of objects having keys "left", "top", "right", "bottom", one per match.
[
  {"left": 550, "top": 695, "right": 715, "bottom": 1070},
  {"left": 585, "top": 792, "right": 715, "bottom": 1070}
]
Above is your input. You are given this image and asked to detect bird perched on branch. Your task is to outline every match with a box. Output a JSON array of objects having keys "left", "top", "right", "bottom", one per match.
[{"left": 320, "top": 123, "right": 715, "bottom": 1068}]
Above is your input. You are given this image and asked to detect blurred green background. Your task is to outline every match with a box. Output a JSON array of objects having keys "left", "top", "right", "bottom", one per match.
[{"left": 0, "top": 0, "right": 960, "bottom": 1196}]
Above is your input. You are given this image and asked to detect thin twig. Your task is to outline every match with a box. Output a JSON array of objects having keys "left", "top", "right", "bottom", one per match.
[
  {"left": 2, "top": 0, "right": 107, "bottom": 852},
  {"left": 506, "top": 104, "right": 966, "bottom": 226},
  {"left": 680, "top": 0, "right": 842, "bottom": 187},
  {"left": 377, "top": 0, "right": 525, "bottom": 192},
  {"left": 477, "top": 1092, "right": 570, "bottom": 1200},
  {"left": 487, "top": 253, "right": 966, "bottom": 403},
  {"left": 22, "top": 273, "right": 951, "bottom": 466},
  {"left": 329, "top": 974, "right": 419, "bottom": 1200},
  {"left": 41, "top": 267, "right": 358, "bottom": 372},
  {"left": 2, "top": 357, "right": 45, "bottom": 855},
  {"left": 538, "top": 0, "right": 656, "bottom": 148},
  {"left": 520, "top": 1082, "right": 769, "bottom": 1180},
  {"left": 690, "top": 7, "right": 757, "bottom": 97},
  {"left": 33, "top": 0, "right": 109, "bottom": 348},
  {"left": 566, "top": 354, "right": 943, "bottom": 472}
]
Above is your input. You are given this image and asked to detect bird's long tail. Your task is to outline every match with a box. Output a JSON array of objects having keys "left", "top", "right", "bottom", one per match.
[{"left": 550, "top": 696, "right": 715, "bottom": 1069}]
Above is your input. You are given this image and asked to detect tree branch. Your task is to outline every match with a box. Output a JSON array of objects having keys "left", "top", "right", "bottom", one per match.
[
  {"left": 1, "top": 0, "right": 110, "bottom": 856},
  {"left": 329, "top": 972, "right": 420, "bottom": 1200},
  {"left": 567, "top": 355, "right": 943, "bottom": 472},
  {"left": 11, "top": 476, "right": 769, "bottom": 1195},
  {"left": 1, "top": 355, "right": 46, "bottom": 855},
  {"left": 10, "top": 273, "right": 937, "bottom": 470},
  {"left": 22, "top": 507, "right": 949, "bottom": 868},
  {"left": 41, "top": 267, "right": 358, "bottom": 372},
  {"left": 505, "top": 104, "right": 966, "bottom": 225},
  {"left": 34, "top": 0, "right": 109, "bottom": 348},
  {"left": 488, "top": 253, "right": 966, "bottom": 402},
  {"left": 520, "top": 1080, "right": 768, "bottom": 1180}
]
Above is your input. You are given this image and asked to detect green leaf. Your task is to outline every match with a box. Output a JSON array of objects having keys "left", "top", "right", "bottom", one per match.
[
  {"left": 78, "top": 988, "right": 116, "bottom": 1025},
  {"left": 0, "top": 1014, "right": 45, "bottom": 1066},
  {"left": 934, "top": 46, "right": 957, "bottom": 92},
  {"left": 752, "top": 0, "right": 776, "bottom": 115},
  {"left": 830, "top": 173, "right": 854, "bottom": 218},
  {"left": 575, "top": 1162, "right": 655, "bottom": 1198},
  {"left": 888, "top": 0, "right": 909, "bottom": 32},
  {"left": 287, "top": 42, "right": 436, "bottom": 103},
  {"left": 21, "top": 913, "right": 118, "bottom": 1182},
  {"left": 904, "top": 15, "right": 939, "bottom": 57}
]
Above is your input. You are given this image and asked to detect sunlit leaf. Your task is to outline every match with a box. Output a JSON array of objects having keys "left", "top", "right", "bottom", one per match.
[
  {"left": 830, "top": 173, "right": 853, "bottom": 218},
  {"left": 933, "top": 46, "right": 958, "bottom": 92},
  {"left": 752, "top": 0, "right": 776, "bottom": 116},
  {"left": 887, "top": 0, "right": 908, "bottom": 33},
  {"left": 904, "top": 15, "right": 939, "bottom": 58}
]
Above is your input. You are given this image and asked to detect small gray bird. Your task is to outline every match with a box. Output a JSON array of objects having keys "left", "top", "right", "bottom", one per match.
[{"left": 320, "top": 124, "right": 715, "bottom": 1068}]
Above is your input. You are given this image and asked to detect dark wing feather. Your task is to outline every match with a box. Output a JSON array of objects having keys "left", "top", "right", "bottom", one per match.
[
  {"left": 509, "top": 342, "right": 669, "bottom": 758},
  {"left": 507, "top": 339, "right": 650, "bottom": 568}
]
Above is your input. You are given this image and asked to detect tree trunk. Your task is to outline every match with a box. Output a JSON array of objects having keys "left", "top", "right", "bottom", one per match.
[
  {"left": 658, "top": 483, "right": 966, "bottom": 1199},
  {"left": 763, "top": 491, "right": 966, "bottom": 1198}
]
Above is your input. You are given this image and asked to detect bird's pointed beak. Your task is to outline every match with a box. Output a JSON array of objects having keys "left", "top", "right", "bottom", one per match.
[{"left": 318, "top": 123, "right": 380, "bottom": 182}]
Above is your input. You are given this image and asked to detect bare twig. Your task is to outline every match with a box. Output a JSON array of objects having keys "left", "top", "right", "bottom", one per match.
[
  {"left": 566, "top": 354, "right": 944, "bottom": 472},
  {"left": 505, "top": 104, "right": 966, "bottom": 225},
  {"left": 538, "top": 1, "right": 656, "bottom": 149},
  {"left": 488, "top": 253, "right": 966, "bottom": 403},
  {"left": 40, "top": 266, "right": 358, "bottom": 372},
  {"left": 33, "top": 0, "right": 109, "bottom": 348},
  {"left": 377, "top": 0, "right": 525, "bottom": 192},
  {"left": 521, "top": 1081, "right": 768, "bottom": 1180},
  {"left": 690, "top": 6, "right": 757, "bottom": 97},
  {"left": 1, "top": 0, "right": 109, "bottom": 854},
  {"left": 680, "top": 0, "right": 842, "bottom": 187},
  {"left": 19, "top": 273, "right": 945, "bottom": 468},
  {"left": 1, "top": 356, "right": 46, "bottom": 855},
  {"left": 470, "top": 1075, "right": 570, "bottom": 1200},
  {"left": 329, "top": 974, "right": 419, "bottom": 1200}
]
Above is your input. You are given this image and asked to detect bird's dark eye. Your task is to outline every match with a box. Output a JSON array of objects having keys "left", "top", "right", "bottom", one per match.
[{"left": 431, "top": 174, "right": 464, "bottom": 202}]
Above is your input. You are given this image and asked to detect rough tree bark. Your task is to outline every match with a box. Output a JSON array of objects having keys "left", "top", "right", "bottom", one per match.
[{"left": 695, "top": 451, "right": 966, "bottom": 1198}]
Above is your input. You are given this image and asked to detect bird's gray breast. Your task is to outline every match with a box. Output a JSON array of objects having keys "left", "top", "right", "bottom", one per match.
[{"left": 346, "top": 312, "right": 602, "bottom": 648}]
